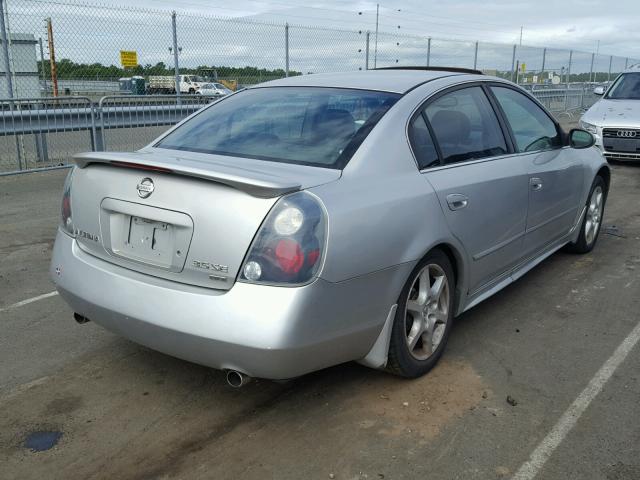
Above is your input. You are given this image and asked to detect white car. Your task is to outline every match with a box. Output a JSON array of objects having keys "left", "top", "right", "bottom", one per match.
[
  {"left": 580, "top": 64, "right": 640, "bottom": 161},
  {"left": 197, "top": 82, "right": 233, "bottom": 97}
]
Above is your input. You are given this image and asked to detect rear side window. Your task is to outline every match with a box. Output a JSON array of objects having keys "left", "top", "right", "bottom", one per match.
[
  {"left": 424, "top": 86, "right": 507, "bottom": 164},
  {"left": 156, "top": 87, "right": 400, "bottom": 169},
  {"left": 409, "top": 114, "right": 440, "bottom": 169},
  {"left": 491, "top": 86, "right": 561, "bottom": 152}
]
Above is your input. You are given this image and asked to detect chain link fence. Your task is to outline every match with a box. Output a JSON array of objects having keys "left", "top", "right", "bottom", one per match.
[{"left": 1, "top": 0, "right": 639, "bottom": 173}]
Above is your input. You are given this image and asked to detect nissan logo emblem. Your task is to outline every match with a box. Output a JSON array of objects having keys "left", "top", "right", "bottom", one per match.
[
  {"left": 136, "top": 178, "right": 155, "bottom": 198},
  {"left": 616, "top": 130, "right": 637, "bottom": 138}
]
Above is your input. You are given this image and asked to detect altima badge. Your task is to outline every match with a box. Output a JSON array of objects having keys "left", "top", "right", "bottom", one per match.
[{"left": 136, "top": 178, "right": 155, "bottom": 198}]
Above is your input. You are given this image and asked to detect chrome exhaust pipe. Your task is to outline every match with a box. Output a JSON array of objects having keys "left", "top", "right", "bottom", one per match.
[{"left": 226, "top": 370, "right": 251, "bottom": 388}]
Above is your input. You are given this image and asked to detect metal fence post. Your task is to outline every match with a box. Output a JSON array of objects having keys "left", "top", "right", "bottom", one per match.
[
  {"left": 0, "top": 0, "right": 23, "bottom": 171},
  {"left": 589, "top": 52, "right": 594, "bottom": 83},
  {"left": 608, "top": 55, "right": 613, "bottom": 82},
  {"left": 38, "top": 37, "right": 46, "bottom": 90},
  {"left": 564, "top": 50, "right": 573, "bottom": 112},
  {"left": 92, "top": 99, "right": 104, "bottom": 152},
  {"left": 0, "top": 0, "right": 14, "bottom": 98},
  {"left": 541, "top": 47, "right": 546, "bottom": 78},
  {"left": 510, "top": 44, "right": 517, "bottom": 82},
  {"left": 473, "top": 41, "right": 478, "bottom": 70},
  {"left": 365, "top": 31, "right": 370, "bottom": 70},
  {"left": 426, "top": 37, "right": 431, "bottom": 66},
  {"left": 171, "top": 11, "right": 180, "bottom": 99},
  {"left": 624, "top": 57, "right": 629, "bottom": 70},
  {"left": 285, "top": 23, "right": 289, "bottom": 77}
]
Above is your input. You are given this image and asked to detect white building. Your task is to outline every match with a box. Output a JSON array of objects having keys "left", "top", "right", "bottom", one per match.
[{"left": 0, "top": 33, "right": 40, "bottom": 98}]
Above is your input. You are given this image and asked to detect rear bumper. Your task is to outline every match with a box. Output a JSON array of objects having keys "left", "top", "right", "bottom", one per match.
[{"left": 50, "top": 229, "right": 408, "bottom": 379}]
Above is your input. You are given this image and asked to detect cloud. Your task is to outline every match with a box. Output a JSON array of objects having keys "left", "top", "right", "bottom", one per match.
[{"left": 7, "top": 0, "right": 639, "bottom": 76}]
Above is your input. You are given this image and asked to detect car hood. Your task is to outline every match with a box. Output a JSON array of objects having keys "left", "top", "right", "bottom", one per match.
[
  {"left": 582, "top": 98, "right": 640, "bottom": 127},
  {"left": 74, "top": 148, "right": 342, "bottom": 198}
]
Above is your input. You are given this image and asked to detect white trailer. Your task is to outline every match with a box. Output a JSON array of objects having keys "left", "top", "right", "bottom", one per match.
[{"left": 147, "top": 74, "right": 207, "bottom": 94}]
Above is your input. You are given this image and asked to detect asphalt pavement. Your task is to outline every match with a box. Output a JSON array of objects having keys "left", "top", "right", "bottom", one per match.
[{"left": 0, "top": 161, "right": 639, "bottom": 480}]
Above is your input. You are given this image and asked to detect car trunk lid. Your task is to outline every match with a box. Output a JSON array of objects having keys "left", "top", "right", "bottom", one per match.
[{"left": 71, "top": 150, "right": 340, "bottom": 290}]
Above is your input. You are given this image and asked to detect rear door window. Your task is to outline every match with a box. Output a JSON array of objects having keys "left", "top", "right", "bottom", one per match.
[
  {"left": 424, "top": 86, "right": 507, "bottom": 165},
  {"left": 409, "top": 114, "right": 440, "bottom": 169},
  {"left": 490, "top": 86, "right": 561, "bottom": 152}
]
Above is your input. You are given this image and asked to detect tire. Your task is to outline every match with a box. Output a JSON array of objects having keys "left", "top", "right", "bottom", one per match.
[
  {"left": 565, "top": 176, "right": 606, "bottom": 254},
  {"left": 386, "top": 249, "right": 455, "bottom": 378}
]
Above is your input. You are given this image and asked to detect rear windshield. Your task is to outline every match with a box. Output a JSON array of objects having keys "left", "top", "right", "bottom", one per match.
[
  {"left": 605, "top": 73, "right": 640, "bottom": 100},
  {"left": 156, "top": 87, "right": 400, "bottom": 169}
]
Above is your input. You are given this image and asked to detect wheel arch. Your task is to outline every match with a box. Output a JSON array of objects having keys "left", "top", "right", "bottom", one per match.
[{"left": 597, "top": 165, "right": 611, "bottom": 194}]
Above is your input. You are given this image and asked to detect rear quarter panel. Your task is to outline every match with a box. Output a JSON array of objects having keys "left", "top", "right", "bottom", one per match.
[{"left": 310, "top": 80, "right": 470, "bottom": 304}]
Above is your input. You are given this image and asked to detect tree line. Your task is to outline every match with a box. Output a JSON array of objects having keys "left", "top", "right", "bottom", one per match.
[
  {"left": 37, "top": 58, "right": 619, "bottom": 84},
  {"left": 37, "top": 59, "right": 300, "bottom": 81}
]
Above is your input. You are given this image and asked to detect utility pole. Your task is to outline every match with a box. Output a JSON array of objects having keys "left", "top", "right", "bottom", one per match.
[
  {"left": 519, "top": 26, "right": 523, "bottom": 46},
  {"left": 171, "top": 11, "right": 180, "bottom": 98},
  {"left": 0, "top": 0, "right": 14, "bottom": 98},
  {"left": 374, "top": 3, "right": 379, "bottom": 69},
  {"left": 46, "top": 17, "right": 58, "bottom": 96}
]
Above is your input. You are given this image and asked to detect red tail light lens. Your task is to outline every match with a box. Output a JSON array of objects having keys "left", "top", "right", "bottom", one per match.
[
  {"left": 240, "top": 191, "right": 326, "bottom": 285},
  {"left": 60, "top": 168, "right": 75, "bottom": 237},
  {"left": 274, "top": 239, "right": 304, "bottom": 274}
]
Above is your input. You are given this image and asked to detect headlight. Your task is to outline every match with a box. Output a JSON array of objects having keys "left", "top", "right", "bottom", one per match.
[
  {"left": 239, "top": 191, "right": 326, "bottom": 286},
  {"left": 579, "top": 120, "right": 598, "bottom": 134}
]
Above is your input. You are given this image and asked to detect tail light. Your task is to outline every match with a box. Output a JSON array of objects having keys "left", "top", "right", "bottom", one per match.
[
  {"left": 240, "top": 191, "right": 326, "bottom": 286},
  {"left": 60, "top": 168, "right": 75, "bottom": 237}
]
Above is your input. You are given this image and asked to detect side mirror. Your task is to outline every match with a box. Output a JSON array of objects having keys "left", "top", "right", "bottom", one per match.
[
  {"left": 593, "top": 86, "right": 605, "bottom": 95},
  {"left": 569, "top": 129, "right": 595, "bottom": 149}
]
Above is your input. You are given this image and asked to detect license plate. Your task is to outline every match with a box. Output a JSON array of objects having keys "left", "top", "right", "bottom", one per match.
[{"left": 123, "top": 216, "right": 174, "bottom": 263}]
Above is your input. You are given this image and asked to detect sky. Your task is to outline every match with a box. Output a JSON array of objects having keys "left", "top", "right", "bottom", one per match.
[
  {"left": 8, "top": 0, "right": 640, "bottom": 75},
  {"left": 141, "top": 0, "right": 640, "bottom": 57}
]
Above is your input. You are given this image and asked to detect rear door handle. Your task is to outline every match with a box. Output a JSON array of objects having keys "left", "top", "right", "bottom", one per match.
[
  {"left": 530, "top": 177, "right": 543, "bottom": 191},
  {"left": 446, "top": 193, "right": 469, "bottom": 211}
]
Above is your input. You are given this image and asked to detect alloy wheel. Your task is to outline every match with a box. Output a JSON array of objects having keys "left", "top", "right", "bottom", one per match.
[
  {"left": 404, "top": 264, "right": 450, "bottom": 361},
  {"left": 585, "top": 185, "right": 604, "bottom": 246}
]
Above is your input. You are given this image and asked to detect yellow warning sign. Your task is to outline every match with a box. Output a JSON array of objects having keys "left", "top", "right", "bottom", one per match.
[
  {"left": 120, "top": 50, "right": 138, "bottom": 68},
  {"left": 520, "top": 62, "right": 526, "bottom": 73}
]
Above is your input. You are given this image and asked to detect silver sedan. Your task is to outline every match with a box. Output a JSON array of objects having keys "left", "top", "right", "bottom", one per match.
[{"left": 50, "top": 68, "right": 609, "bottom": 385}]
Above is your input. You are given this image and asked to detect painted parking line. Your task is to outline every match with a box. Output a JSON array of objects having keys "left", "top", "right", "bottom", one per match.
[
  {"left": 0, "top": 291, "right": 59, "bottom": 314},
  {"left": 512, "top": 320, "right": 640, "bottom": 480}
]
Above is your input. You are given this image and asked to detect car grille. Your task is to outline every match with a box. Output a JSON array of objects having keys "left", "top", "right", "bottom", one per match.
[
  {"left": 604, "top": 151, "right": 640, "bottom": 161},
  {"left": 602, "top": 128, "right": 640, "bottom": 153}
]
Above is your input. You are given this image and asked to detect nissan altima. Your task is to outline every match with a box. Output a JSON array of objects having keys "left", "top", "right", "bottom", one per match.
[{"left": 50, "top": 68, "right": 609, "bottom": 385}]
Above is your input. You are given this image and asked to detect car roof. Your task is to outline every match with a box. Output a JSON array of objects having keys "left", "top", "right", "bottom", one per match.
[{"left": 254, "top": 69, "right": 477, "bottom": 94}]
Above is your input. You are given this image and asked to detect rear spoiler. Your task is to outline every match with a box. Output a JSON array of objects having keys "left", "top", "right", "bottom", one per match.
[{"left": 73, "top": 151, "right": 302, "bottom": 198}]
